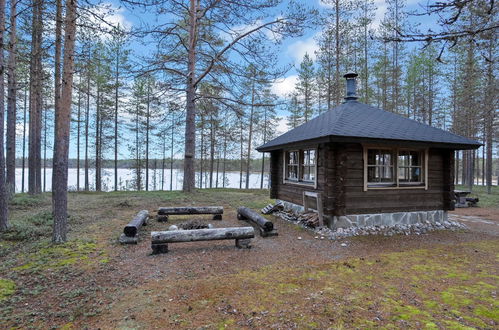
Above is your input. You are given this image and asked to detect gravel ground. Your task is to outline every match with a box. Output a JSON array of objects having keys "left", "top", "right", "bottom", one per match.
[{"left": 110, "top": 206, "right": 499, "bottom": 284}]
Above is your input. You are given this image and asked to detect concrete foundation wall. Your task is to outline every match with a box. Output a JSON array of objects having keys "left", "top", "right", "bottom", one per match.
[{"left": 277, "top": 199, "right": 447, "bottom": 230}]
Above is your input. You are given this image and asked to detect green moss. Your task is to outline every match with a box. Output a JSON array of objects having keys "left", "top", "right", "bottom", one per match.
[
  {"left": 12, "top": 240, "right": 100, "bottom": 272},
  {"left": 474, "top": 306, "right": 499, "bottom": 321},
  {"left": 0, "top": 278, "right": 16, "bottom": 300},
  {"left": 424, "top": 322, "right": 438, "bottom": 329},
  {"left": 441, "top": 320, "right": 475, "bottom": 329}
]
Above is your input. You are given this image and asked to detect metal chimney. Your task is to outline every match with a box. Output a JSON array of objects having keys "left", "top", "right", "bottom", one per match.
[{"left": 343, "top": 72, "right": 358, "bottom": 102}]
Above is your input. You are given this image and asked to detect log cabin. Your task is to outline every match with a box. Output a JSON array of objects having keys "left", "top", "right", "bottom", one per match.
[{"left": 257, "top": 73, "right": 481, "bottom": 229}]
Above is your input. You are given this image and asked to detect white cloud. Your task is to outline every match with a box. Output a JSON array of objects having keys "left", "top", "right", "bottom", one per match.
[
  {"left": 287, "top": 35, "right": 319, "bottom": 66},
  {"left": 372, "top": 0, "right": 388, "bottom": 30},
  {"left": 275, "top": 116, "right": 289, "bottom": 135},
  {"left": 82, "top": 2, "right": 132, "bottom": 35},
  {"left": 271, "top": 75, "right": 298, "bottom": 98}
]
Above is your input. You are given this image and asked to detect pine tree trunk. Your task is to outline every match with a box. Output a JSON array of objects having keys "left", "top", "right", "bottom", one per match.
[
  {"left": 485, "top": 37, "right": 495, "bottom": 193},
  {"left": 29, "top": 0, "right": 43, "bottom": 195},
  {"left": 170, "top": 114, "right": 174, "bottom": 191},
  {"left": 161, "top": 134, "right": 166, "bottom": 190},
  {"left": 76, "top": 75, "right": 82, "bottom": 191},
  {"left": 199, "top": 116, "right": 204, "bottom": 189},
  {"left": 182, "top": 0, "right": 198, "bottom": 192},
  {"left": 43, "top": 106, "right": 47, "bottom": 192},
  {"left": 145, "top": 81, "right": 150, "bottom": 191},
  {"left": 114, "top": 42, "right": 120, "bottom": 191},
  {"left": 84, "top": 48, "right": 90, "bottom": 191},
  {"left": 5, "top": 0, "right": 17, "bottom": 196},
  {"left": 135, "top": 104, "right": 141, "bottom": 190},
  {"left": 95, "top": 63, "right": 101, "bottom": 191},
  {"left": 52, "top": 0, "right": 78, "bottom": 243},
  {"left": 22, "top": 86, "right": 28, "bottom": 193},
  {"left": 245, "top": 81, "right": 255, "bottom": 190},
  {"left": 239, "top": 121, "right": 244, "bottom": 189},
  {"left": 209, "top": 114, "right": 215, "bottom": 188},
  {"left": 52, "top": 0, "right": 62, "bottom": 191},
  {"left": 0, "top": 0, "right": 9, "bottom": 231},
  {"left": 222, "top": 130, "right": 227, "bottom": 188}
]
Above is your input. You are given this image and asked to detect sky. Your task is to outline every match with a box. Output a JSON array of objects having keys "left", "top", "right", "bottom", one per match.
[
  {"left": 103, "top": 0, "right": 433, "bottom": 100},
  {"left": 60, "top": 0, "right": 440, "bottom": 160}
]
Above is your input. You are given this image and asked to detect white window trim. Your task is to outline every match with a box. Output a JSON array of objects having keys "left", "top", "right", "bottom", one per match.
[
  {"left": 283, "top": 148, "right": 318, "bottom": 189},
  {"left": 363, "top": 146, "right": 428, "bottom": 191}
]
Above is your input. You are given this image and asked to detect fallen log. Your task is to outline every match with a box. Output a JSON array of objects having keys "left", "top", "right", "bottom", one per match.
[
  {"left": 157, "top": 206, "right": 223, "bottom": 221},
  {"left": 237, "top": 207, "right": 274, "bottom": 232},
  {"left": 123, "top": 210, "right": 149, "bottom": 237},
  {"left": 151, "top": 227, "right": 254, "bottom": 254}
]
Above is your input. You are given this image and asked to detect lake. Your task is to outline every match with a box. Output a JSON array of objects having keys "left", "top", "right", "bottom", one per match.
[{"left": 14, "top": 168, "right": 269, "bottom": 193}]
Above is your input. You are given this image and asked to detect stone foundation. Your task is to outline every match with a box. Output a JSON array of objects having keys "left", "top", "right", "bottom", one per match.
[
  {"left": 331, "top": 210, "right": 447, "bottom": 230},
  {"left": 276, "top": 199, "right": 447, "bottom": 230}
]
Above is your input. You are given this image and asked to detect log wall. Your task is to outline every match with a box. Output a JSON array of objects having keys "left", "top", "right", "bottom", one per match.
[{"left": 269, "top": 142, "right": 452, "bottom": 216}]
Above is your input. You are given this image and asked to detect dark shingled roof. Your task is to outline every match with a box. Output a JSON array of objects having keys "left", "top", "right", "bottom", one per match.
[{"left": 257, "top": 100, "right": 481, "bottom": 151}]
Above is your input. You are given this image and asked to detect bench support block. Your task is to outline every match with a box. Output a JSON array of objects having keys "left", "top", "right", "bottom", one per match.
[
  {"left": 152, "top": 243, "right": 169, "bottom": 254},
  {"left": 157, "top": 215, "right": 169, "bottom": 222},
  {"left": 119, "top": 233, "right": 138, "bottom": 244}
]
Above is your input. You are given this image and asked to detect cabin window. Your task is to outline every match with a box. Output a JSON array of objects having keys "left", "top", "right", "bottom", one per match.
[
  {"left": 367, "top": 149, "right": 394, "bottom": 185},
  {"left": 284, "top": 148, "right": 317, "bottom": 185},
  {"left": 285, "top": 151, "right": 299, "bottom": 180},
  {"left": 398, "top": 150, "right": 423, "bottom": 184},
  {"left": 365, "top": 147, "right": 427, "bottom": 189},
  {"left": 301, "top": 149, "right": 316, "bottom": 182}
]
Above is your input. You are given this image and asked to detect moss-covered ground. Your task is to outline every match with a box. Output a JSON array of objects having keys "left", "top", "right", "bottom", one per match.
[{"left": 0, "top": 188, "right": 497, "bottom": 329}]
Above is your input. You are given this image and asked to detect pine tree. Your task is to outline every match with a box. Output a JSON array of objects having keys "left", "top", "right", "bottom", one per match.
[{"left": 295, "top": 53, "right": 316, "bottom": 122}]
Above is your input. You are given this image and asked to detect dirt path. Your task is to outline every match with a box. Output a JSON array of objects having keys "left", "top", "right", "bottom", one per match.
[
  {"left": 81, "top": 206, "right": 499, "bottom": 329},
  {"left": 2, "top": 191, "right": 497, "bottom": 329}
]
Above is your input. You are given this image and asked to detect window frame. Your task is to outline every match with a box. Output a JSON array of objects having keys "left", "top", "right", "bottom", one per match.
[
  {"left": 363, "top": 145, "right": 428, "bottom": 191},
  {"left": 283, "top": 148, "right": 318, "bottom": 188},
  {"left": 284, "top": 150, "right": 300, "bottom": 182}
]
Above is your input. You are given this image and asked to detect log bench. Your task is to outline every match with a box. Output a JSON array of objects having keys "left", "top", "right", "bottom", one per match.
[
  {"left": 237, "top": 206, "right": 278, "bottom": 237},
  {"left": 156, "top": 206, "right": 223, "bottom": 222},
  {"left": 119, "top": 210, "right": 149, "bottom": 244},
  {"left": 151, "top": 227, "right": 254, "bottom": 254},
  {"left": 454, "top": 190, "right": 479, "bottom": 208}
]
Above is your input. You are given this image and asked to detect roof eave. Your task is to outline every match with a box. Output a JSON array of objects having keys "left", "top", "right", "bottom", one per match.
[{"left": 257, "top": 136, "right": 482, "bottom": 152}]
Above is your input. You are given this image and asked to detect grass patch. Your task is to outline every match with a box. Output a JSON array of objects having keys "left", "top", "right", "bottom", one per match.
[
  {"left": 0, "top": 279, "right": 16, "bottom": 301},
  {"left": 455, "top": 184, "right": 499, "bottom": 208},
  {"left": 9, "top": 194, "right": 47, "bottom": 208},
  {"left": 125, "top": 240, "right": 499, "bottom": 328},
  {"left": 1, "top": 211, "right": 53, "bottom": 241},
  {"left": 11, "top": 239, "right": 102, "bottom": 272}
]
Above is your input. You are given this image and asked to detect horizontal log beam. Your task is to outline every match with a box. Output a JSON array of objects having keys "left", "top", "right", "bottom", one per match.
[
  {"left": 237, "top": 207, "right": 274, "bottom": 232},
  {"left": 157, "top": 206, "right": 224, "bottom": 216},
  {"left": 151, "top": 227, "right": 254, "bottom": 244},
  {"left": 124, "top": 210, "right": 149, "bottom": 237}
]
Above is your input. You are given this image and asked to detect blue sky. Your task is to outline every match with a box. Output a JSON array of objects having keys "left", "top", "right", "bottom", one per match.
[
  {"left": 61, "top": 0, "right": 438, "bottom": 160},
  {"left": 101, "top": 0, "right": 437, "bottom": 98}
]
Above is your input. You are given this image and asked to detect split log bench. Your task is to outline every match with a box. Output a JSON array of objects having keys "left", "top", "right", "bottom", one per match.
[
  {"left": 156, "top": 206, "right": 223, "bottom": 222},
  {"left": 119, "top": 210, "right": 149, "bottom": 244},
  {"left": 237, "top": 207, "right": 278, "bottom": 237},
  {"left": 151, "top": 227, "right": 254, "bottom": 254}
]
